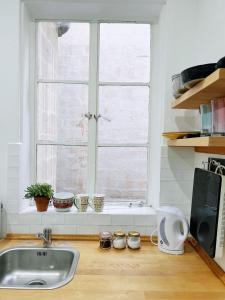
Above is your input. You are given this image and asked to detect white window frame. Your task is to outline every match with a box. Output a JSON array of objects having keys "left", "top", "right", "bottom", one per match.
[{"left": 34, "top": 21, "right": 151, "bottom": 205}]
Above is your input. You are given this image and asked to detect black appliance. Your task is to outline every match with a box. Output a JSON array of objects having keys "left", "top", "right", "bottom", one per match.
[{"left": 190, "top": 168, "right": 221, "bottom": 257}]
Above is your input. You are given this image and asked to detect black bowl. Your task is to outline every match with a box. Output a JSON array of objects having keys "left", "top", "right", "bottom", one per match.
[
  {"left": 181, "top": 63, "right": 216, "bottom": 89},
  {"left": 216, "top": 56, "right": 225, "bottom": 69}
]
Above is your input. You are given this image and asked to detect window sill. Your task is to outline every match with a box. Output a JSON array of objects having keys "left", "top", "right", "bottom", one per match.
[{"left": 20, "top": 205, "right": 155, "bottom": 216}]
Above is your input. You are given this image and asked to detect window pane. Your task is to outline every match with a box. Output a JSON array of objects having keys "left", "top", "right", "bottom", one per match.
[
  {"left": 99, "top": 23, "right": 150, "bottom": 82},
  {"left": 97, "top": 147, "right": 147, "bottom": 201},
  {"left": 37, "top": 83, "right": 88, "bottom": 143},
  {"left": 37, "top": 145, "right": 88, "bottom": 193},
  {"left": 38, "top": 22, "right": 89, "bottom": 80},
  {"left": 98, "top": 86, "right": 149, "bottom": 144}
]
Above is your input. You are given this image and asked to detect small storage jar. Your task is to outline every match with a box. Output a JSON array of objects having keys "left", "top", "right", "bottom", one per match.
[
  {"left": 99, "top": 231, "right": 112, "bottom": 249},
  {"left": 127, "top": 231, "right": 141, "bottom": 249},
  {"left": 113, "top": 231, "right": 126, "bottom": 249}
]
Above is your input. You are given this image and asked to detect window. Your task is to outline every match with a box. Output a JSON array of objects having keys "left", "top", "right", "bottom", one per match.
[{"left": 36, "top": 22, "right": 150, "bottom": 203}]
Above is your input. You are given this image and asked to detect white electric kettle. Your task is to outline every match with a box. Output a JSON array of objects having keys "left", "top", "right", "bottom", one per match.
[{"left": 152, "top": 206, "right": 189, "bottom": 255}]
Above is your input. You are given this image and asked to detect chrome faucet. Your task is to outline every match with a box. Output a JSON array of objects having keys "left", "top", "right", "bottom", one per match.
[{"left": 37, "top": 228, "right": 52, "bottom": 248}]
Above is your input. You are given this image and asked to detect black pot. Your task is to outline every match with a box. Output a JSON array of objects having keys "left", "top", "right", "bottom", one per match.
[
  {"left": 181, "top": 63, "right": 216, "bottom": 89},
  {"left": 216, "top": 56, "right": 225, "bottom": 69}
]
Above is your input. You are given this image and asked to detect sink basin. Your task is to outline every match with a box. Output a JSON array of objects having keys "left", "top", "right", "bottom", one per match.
[{"left": 0, "top": 246, "right": 80, "bottom": 289}]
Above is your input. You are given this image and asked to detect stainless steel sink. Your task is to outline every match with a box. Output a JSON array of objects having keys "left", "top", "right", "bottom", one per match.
[{"left": 0, "top": 246, "right": 80, "bottom": 289}]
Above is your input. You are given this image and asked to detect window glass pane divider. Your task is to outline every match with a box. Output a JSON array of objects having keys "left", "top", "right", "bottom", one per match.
[
  {"left": 98, "top": 143, "right": 148, "bottom": 148},
  {"left": 37, "top": 141, "right": 88, "bottom": 147},
  {"left": 35, "top": 20, "right": 151, "bottom": 25},
  {"left": 99, "top": 82, "right": 150, "bottom": 87},
  {"left": 146, "top": 26, "right": 152, "bottom": 206},
  {"left": 34, "top": 22, "right": 39, "bottom": 183},
  {"left": 88, "top": 22, "right": 99, "bottom": 196},
  {"left": 37, "top": 79, "right": 89, "bottom": 85}
]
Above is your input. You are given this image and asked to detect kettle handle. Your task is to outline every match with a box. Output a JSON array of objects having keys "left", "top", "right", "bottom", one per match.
[
  {"left": 176, "top": 216, "right": 189, "bottom": 250},
  {"left": 150, "top": 227, "right": 158, "bottom": 246},
  {"left": 181, "top": 216, "right": 189, "bottom": 240}
]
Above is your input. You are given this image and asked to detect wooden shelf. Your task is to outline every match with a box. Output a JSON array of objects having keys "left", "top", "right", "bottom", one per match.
[
  {"left": 171, "top": 68, "right": 225, "bottom": 109},
  {"left": 167, "top": 136, "right": 225, "bottom": 147}
]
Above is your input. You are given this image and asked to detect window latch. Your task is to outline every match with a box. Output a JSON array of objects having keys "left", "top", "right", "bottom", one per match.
[
  {"left": 94, "top": 114, "right": 111, "bottom": 122},
  {"left": 84, "top": 112, "right": 93, "bottom": 120}
]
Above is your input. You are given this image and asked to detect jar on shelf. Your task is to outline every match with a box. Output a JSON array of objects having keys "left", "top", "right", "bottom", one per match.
[
  {"left": 127, "top": 231, "right": 141, "bottom": 249},
  {"left": 199, "top": 104, "right": 212, "bottom": 136},
  {"left": 113, "top": 231, "right": 126, "bottom": 249},
  {"left": 99, "top": 231, "right": 112, "bottom": 249},
  {"left": 211, "top": 98, "right": 225, "bottom": 135}
]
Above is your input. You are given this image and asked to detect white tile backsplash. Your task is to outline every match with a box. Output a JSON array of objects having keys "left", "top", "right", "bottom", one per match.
[
  {"left": 87, "top": 214, "right": 111, "bottom": 225},
  {"left": 18, "top": 214, "right": 42, "bottom": 225},
  {"left": 161, "top": 157, "right": 194, "bottom": 170},
  {"left": 77, "top": 225, "right": 100, "bottom": 234},
  {"left": 42, "top": 214, "right": 65, "bottom": 225},
  {"left": 29, "top": 224, "right": 51, "bottom": 234},
  {"left": 160, "top": 146, "right": 194, "bottom": 218},
  {"left": 134, "top": 215, "right": 156, "bottom": 226},
  {"left": 7, "top": 213, "right": 19, "bottom": 225},
  {"left": 64, "top": 214, "right": 89, "bottom": 225},
  {"left": 7, "top": 224, "right": 29, "bottom": 234},
  {"left": 160, "top": 169, "right": 194, "bottom": 181},
  {"left": 3, "top": 201, "right": 19, "bottom": 214},
  {"left": 161, "top": 146, "right": 194, "bottom": 158},
  {"left": 111, "top": 215, "right": 134, "bottom": 225},
  {"left": 53, "top": 225, "right": 77, "bottom": 234}
]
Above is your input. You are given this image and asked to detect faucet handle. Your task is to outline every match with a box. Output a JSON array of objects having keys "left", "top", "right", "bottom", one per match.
[
  {"left": 43, "top": 228, "right": 52, "bottom": 243},
  {"left": 43, "top": 228, "right": 52, "bottom": 234}
]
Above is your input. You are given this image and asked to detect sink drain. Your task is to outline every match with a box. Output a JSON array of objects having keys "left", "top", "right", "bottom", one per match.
[{"left": 26, "top": 279, "right": 47, "bottom": 286}]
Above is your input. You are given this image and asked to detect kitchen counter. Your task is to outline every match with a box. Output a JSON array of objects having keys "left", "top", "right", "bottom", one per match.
[{"left": 0, "top": 239, "right": 225, "bottom": 300}]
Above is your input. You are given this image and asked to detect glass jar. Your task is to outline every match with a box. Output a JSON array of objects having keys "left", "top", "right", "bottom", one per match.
[
  {"left": 99, "top": 231, "right": 112, "bottom": 249},
  {"left": 127, "top": 231, "right": 141, "bottom": 249},
  {"left": 211, "top": 98, "right": 225, "bottom": 135},
  {"left": 199, "top": 104, "right": 212, "bottom": 136},
  {"left": 113, "top": 231, "right": 126, "bottom": 249}
]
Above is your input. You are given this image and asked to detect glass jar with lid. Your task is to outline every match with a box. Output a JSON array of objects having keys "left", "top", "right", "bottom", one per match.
[
  {"left": 99, "top": 231, "right": 112, "bottom": 249},
  {"left": 127, "top": 231, "right": 141, "bottom": 249},
  {"left": 113, "top": 231, "right": 126, "bottom": 249}
]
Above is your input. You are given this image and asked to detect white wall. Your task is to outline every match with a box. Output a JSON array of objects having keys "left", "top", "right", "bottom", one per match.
[
  {"left": 159, "top": 0, "right": 199, "bottom": 133},
  {"left": 0, "top": 1, "right": 21, "bottom": 217},
  {"left": 156, "top": 0, "right": 225, "bottom": 218},
  {"left": 24, "top": 0, "right": 166, "bottom": 23},
  {"left": 193, "top": 0, "right": 225, "bottom": 175},
  {"left": 195, "top": 0, "right": 225, "bottom": 64},
  {"left": 148, "top": 0, "right": 198, "bottom": 217},
  {"left": 149, "top": 0, "right": 198, "bottom": 212}
]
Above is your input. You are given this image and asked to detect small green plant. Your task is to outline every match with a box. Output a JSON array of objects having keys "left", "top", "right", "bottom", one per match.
[{"left": 24, "top": 183, "right": 54, "bottom": 199}]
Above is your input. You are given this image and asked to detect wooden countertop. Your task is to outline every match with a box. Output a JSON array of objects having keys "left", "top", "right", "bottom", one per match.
[{"left": 0, "top": 239, "right": 225, "bottom": 300}]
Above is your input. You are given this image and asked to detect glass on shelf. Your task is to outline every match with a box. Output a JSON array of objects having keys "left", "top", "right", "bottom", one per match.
[
  {"left": 199, "top": 104, "right": 212, "bottom": 136},
  {"left": 211, "top": 98, "right": 225, "bottom": 136}
]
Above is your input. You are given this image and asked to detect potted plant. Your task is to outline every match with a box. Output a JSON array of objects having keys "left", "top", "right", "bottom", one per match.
[{"left": 24, "top": 183, "right": 54, "bottom": 212}]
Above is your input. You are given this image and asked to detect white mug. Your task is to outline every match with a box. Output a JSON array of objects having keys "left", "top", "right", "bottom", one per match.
[
  {"left": 74, "top": 194, "right": 89, "bottom": 212},
  {"left": 91, "top": 194, "right": 105, "bottom": 212}
]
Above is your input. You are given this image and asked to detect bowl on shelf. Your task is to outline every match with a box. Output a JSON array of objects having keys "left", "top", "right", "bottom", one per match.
[
  {"left": 181, "top": 63, "right": 216, "bottom": 89},
  {"left": 163, "top": 131, "right": 200, "bottom": 140},
  {"left": 216, "top": 56, "right": 225, "bottom": 69},
  {"left": 53, "top": 192, "right": 74, "bottom": 212}
]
